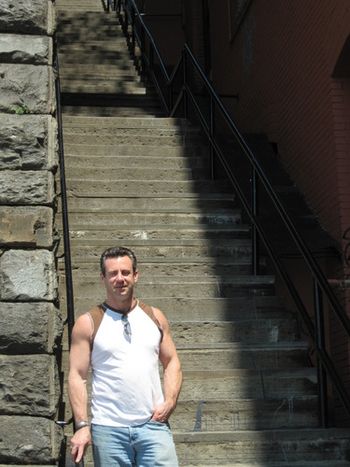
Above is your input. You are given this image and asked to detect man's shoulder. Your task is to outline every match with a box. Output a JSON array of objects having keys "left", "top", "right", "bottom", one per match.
[
  {"left": 86, "top": 304, "right": 105, "bottom": 346},
  {"left": 138, "top": 301, "right": 164, "bottom": 341}
]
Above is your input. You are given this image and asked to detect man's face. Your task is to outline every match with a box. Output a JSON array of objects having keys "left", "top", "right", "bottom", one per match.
[{"left": 101, "top": 255, "right": 138, "bottom": 300}]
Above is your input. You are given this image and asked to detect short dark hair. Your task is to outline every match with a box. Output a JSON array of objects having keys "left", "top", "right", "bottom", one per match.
[{"left": 100, "top": 246, "right": 138, "bottom": 275}]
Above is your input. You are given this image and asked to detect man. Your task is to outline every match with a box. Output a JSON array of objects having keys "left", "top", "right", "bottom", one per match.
[{"left": 68, "top": 246, "right": 182, "bottom": 466}]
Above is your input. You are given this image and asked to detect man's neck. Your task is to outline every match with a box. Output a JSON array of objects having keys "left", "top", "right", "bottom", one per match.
[{"left": 104, "top": 297, "right": 137, "bottom": 315}]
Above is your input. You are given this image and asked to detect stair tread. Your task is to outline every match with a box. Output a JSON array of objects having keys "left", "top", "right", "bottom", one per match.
[
  {"left": 175, "top": 341, "right": 309, "bottom": 350},
  {"left": 182, "top": 368, "right": 316, "bottom": 376},
  {"left": 181, "top": 464, "right": 350, "bottom": 467},
  {"left": 69, "top": 274, "right": 275, "bottom": 283},
  {"left": 62, "top": 224, "right": 247, "bottom": 230},
  {"left": 173, "top": 427, "right": 350, "bottom": 439},
  {"left": 61, "top": 115, "right": 188, "bottom": 125}
]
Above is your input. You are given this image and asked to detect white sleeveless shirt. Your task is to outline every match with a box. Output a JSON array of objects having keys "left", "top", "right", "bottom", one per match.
[{"left": 90, "top": 304, "right": 164, "bottom": 427}]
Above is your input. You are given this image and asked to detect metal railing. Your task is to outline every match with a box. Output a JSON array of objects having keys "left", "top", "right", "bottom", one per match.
[
  {"left": 53, "top": 36, "right": 80, "bottom": 467},
  {"left": 115, "top": 0, "right": 350, "bottom": 425}
]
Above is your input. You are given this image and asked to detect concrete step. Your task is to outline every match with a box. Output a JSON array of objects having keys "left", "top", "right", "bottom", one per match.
[
  {"left": 176, "top": 343, "right": 310, "bottom": 370},
  {"left": 62, "top": 104, "right": 164, "bottom": 117},
  {"left": 64, "top": 225, "right": 248, "bottom": 242},
  {"left": 59, "top": 296, "right": 294, "bottom": 321},
  {"left": 181, "top": 464, "right": 350, "bottom": 467},
  {"left": 63, "top": 132, "right": 203, "bottom": 146},
  {"left": 172, "top": 396, "right": 318, "bottom": 432},
  {"left": 179, "top": 463, "right": 350, "bottom": 467},
  {"left": 60, "top": 80, "right": 147, "bottom": 95},
  {"left": 58, "top": 362, "right": 317, "bottom": 405},
  {"left": 58, "top": 51, "right": 136, "bottom": 65},
  {"left": 80, "top": 459, "right": 350, "bottom": 467},
  {"left": 63, "top": 142, "right": 207, "bottom": 156},
  {"left": 60, "top": 195, "right": 236, "bottom": 211},
  {"left": 58, "top": 40, "right": 129, "bottom": 52},
  {"left": 65, "top": 180, "right": 234, "bottom": 196},
  {"left": 61, "top": 92, "right": 160, "bottom": 105},
  {"left": 60, "top": 209, "right": 241, "bottom": 225},
  {"left": 64, "top": 155, "right": 211, "bottom": 169},
  {"left": 174, "top": 428, "right": 350, "bottom": 465},
  {"left": 57, "top": 28, "right": 122, "bottom": 41},
  {"left": 63, "top": 125, "right": 200, "bottom": 137},
  {"left": 65, "top": 166, "right": 208, "bottom": 181},
  {"left": 57, "top": 14, "right": 120, "bottom": 28},
  {"left": 57, "top": 29, "right": 125, "bottom": 40},
  {"left": 80, "top": 463, "right": 350, "bottom": 467},
  {"left": 171, "top": 317, "right": 296, "bottom": 345},
  {"left": 58, "top": 258, "right": 255, "bottom": 282},
  {"left": 57, "top": 10, "right": 119, "bottom": 22},
  {"left": 59, "top": 66, "right": 142, "bottom": 80},
  {"left": 66, "top": 240, "right": 252, "bottom": 262},
  {"left": 63, "top": 117, "right": 201, "bottom": 133},
  {"left": 67, "top": 275, "right": 274, "bottom": 300},
  {"left": 56, "top": 0, "right": 105, "bottom": 12},
  {"left": 180, "top": 368, "right": 317, "bottom": 400},
  {"left": 62, "top": 116, "right": 189, "bottom": 128}
]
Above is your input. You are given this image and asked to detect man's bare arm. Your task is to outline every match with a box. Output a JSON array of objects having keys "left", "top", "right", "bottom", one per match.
[
  {"left": 152, "top": 308, "right": 182, "bottom": 421},
  {"left": 68, "top": 313, "right": 93, "bottom": 463}
]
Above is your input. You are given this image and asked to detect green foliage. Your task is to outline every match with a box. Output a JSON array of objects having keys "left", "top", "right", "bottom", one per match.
[{"left": 10, "top": 103, "right": 30, "bottom": 115}]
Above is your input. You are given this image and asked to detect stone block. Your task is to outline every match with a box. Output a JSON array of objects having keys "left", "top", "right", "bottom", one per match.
[
  {"left": 0, "top": 206, "right": 53, "bottom": 247},
  {"left": 0, "top": 302, "right": 62, "bottom": 353},
  {"left": 0, "top": 249, "right": 57, "bottom": 300},
  {"left": 0, "top": 354, "right": 58, "bottom": 416},
  {"left": 0, "top": 0, "right": 55, "bottom": 35},
  {"left": 0, "top": 64, "right": 55, "bottom": 114},
  {"left": 0, "top": 170, "right": 54, "bottom": 205},
  {"left": 0, "top": 34, "right": 52, "bottom": 65},
  {"left": 0, "top": 415, "right": 62, "bottom": 464},
  {"left": 0, "top": 114, "right": 57, "bottom": 170}
]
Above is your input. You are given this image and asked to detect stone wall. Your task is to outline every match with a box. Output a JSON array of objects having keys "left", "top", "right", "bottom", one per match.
[{"left": 0, "top": 1, "right": 63, "bottom": 464}]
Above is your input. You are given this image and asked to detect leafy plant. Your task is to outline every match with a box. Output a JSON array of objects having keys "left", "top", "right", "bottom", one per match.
[{"left": 10, "top": 103, "right": 30, "bottom": 114}]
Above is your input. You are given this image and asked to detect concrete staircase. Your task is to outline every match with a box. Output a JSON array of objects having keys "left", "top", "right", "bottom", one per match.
[
  {"left": 57, "top": 2, "right": 162, "bottom": 117},
  {"left": 56, "top": 1, "right": 350, "bottom": 466}
]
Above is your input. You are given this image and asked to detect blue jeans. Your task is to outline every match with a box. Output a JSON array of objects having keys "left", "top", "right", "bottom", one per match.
[{"left": 91, "top": 421, "right": 179, "bottom": 467}]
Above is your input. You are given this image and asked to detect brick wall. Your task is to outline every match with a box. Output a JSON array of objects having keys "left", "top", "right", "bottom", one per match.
[{"left": 209, "top": 0, "right": 350, "bottom": 249}]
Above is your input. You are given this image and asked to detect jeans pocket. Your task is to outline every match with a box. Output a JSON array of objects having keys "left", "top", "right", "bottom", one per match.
[{"left": 148, "top": 420, "right": 171, "bottom": 429}]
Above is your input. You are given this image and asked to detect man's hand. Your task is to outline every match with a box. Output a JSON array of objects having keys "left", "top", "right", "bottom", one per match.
[
  {"left": 151, "top": 400, "right": 175, "bottom": 422},
  {"left": 70, "top": 426, "right": 92, "bottom": 463}
]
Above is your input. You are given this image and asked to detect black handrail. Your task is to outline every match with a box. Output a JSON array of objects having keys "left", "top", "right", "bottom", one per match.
[
  {"left": 54, "top": 42, "right": 75, "bottom": 350},
  {"left": 116, "top": 0, "right": 350, "bottom": 424},
  {"left": 54, "top": 34, "right": 81, "bottom": 467}
]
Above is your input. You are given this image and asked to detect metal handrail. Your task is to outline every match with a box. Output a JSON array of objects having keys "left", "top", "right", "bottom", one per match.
[
  {"left": 54, "top": 30, "right": 86, "bottom": 467},
  {"left": 53, "top": 42, "right": 75, "bottom": 349},
  {"left": 117, "top": 0, "right": 350, "bottom": 424}
]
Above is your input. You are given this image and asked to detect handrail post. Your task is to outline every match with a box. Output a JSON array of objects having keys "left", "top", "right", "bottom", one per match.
[
  {"left": 251, "top": 168, "right": 259, "bottom": 275},
  {"left": 168, "top": 81, "right": 173, "bottom": 114},
  {"left": 209, "top": 95, "right": 215, "bottom": 179},
  {"left": 149, "top": 44, "right": 154, "bottom": 73},
  {"left": 182, "top": 49, "right": 188, "bottom": 119},
  {"left": 125, "top": 0, "right": 129, "bottom": 34},
  {"left": 314, "top": 279, "right": 328, "bottom": 427},
  {"left": 130, "top": 2, "right": 136, "bottom": 57}
]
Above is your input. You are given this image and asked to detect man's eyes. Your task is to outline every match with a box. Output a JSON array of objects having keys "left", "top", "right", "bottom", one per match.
[{"left": 109, "top": 270, "right": 131, "bottom": 277}]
